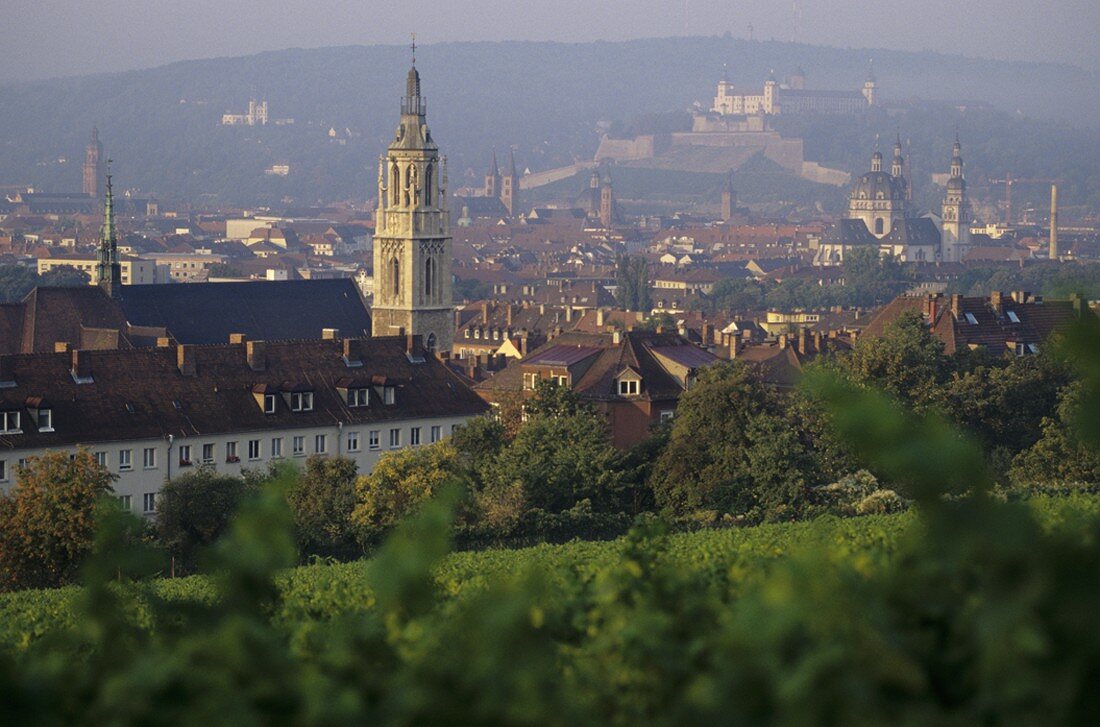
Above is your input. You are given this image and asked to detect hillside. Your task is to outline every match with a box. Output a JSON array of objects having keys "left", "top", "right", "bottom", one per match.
[{"left": 0, "top": 37, "right": 1097, "bottom": 207}]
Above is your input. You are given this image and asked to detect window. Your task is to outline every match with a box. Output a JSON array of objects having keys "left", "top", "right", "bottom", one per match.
[
  {"left": 226, "top": 441, "right": 239, "bottom": 463},
  {"left": 264, "top": 394, "right": 277, "bottom": 414},
  {"left": 293, "top": 436, "right": 305, "bottom": 456},
  {"left": 179, "top": 444, "right": 192, "bottom": 467},
  {"left": 1006, "top": 310, "right": 1021, "bottom": 324},
  {"left": 248, "top": 439, "right": 261, "bottom": 461},
  {"left": 619, "top": 379, "right": 639, "bottom": 396},
  {"left": 660, "top": 410, "right": 675, "bottom": 423},
  {"left": 554, "top": 375, "right": 569, "bottom": 387},
  {"left": 142, "top": 493, "right": 156, "bottom": 513},
  {"left": 383, "top": 387, "right": 395, "bottom": 405},
  {"left": 410, "top": 427, "right": 421, "bottom": 446},
  {"left": 95, "top": 451, "right": 107, "bottom": 468},
  {"left": 17, "top": 458, "right": 27, "bottom": 471},
  {"left": 347, "top": 388, "right": 369, "bottom": 407},
  {"left": 38, "top": 408, "right": 53, "bottom": 432},
  {"left": 430, "top": 425, "right": 442, "bottom": 443},
  {"left": 874, "top": 218, "right": 884, "bottom": 235},
  {"left": 271, "top": 437, "right": 283, "bottom": 458},
  {"left": 389, "top": 428, "right": 401, "bottom": 449},
  {"left": 523, "top": 372, "right": 538, "bottom": 391},
  {"left": 118, "top": 495, "right": 131, "bottom": 511},
  {"left": 964, "top": 312, "right": 979, "bottom": 325},
  {"left": 143, "top": 448, "right": 156, "bottom": 469},
  {"left": 0, "top": 460, "right": 6, "bottom": 482},
  {"left": 314, "top": 434, "right": 327, "bottom": 454},
  {"left": 369, "top": 430, "right": 380, "bottom": 450},
  {"left": 290, "top": 391, "right": 314, "bottom": 412},
  {"left": 1, "top": 411, "right": 21, "bottom": 434},
  {"left": 202, "top": 443, "right": 215, "bottom": 464},
  {"left": 119, "top": 449, "right": 132, "bottom": 471},
  {"left": 347, "top": 431, "right": 360, "bottom": 452}
]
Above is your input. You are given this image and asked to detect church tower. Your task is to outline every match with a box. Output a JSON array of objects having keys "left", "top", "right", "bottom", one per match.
[
  {"left": 721, "top": 173, "right": 737, "bottom": 222},
  {"left": 484, "top": 149, "right": 499, "bottom": 199},
  {"left": 599, "top": 165, "right": 615, "bottom": 229},
  {"left": 96, "top": 169, "right": 122, "bottom": 299},
  {"left": 861, "top": 62, "right": 877, "bottom": 106},
  {"left": 941, "top": 136, "right": 971, "bottom": 263},
  {"left": 371, "top": 55, "right": 453, "bottom": 354},
  {"left": 500, "top": 148, "right": 518, "bottom": 216},
  {"left": 83, "top": 127, "right": 104, "bottom": 198}
]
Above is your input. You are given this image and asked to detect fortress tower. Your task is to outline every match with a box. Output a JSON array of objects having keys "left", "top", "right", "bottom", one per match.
[{"left": 83, "top": 127, "right": 105, "bottom": 198}]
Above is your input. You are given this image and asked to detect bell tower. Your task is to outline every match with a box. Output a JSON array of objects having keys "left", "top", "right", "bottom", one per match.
[
  {"left": 941, "top": 135, "right": 971, "bottom": 263},
  {"left": 371, "top": 46, "right": 453, "bottom": 354}
]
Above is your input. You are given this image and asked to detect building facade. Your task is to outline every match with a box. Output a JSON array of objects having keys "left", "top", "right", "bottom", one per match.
[
  {"left": 371, "top": 62, "right": 454, "bottom": 354},
  {"left": 0, "top": 336, "right": 488, "bottom": 515}
]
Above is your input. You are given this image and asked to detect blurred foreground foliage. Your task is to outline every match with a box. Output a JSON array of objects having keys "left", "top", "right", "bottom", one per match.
[{"left": 0, "top": 319, "right": 1099, "bottom": 723}]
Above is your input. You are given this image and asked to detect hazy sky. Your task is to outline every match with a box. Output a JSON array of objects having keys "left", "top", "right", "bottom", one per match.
[{"left": 3, "top": 0, "right": 1098, "bottom": 81}]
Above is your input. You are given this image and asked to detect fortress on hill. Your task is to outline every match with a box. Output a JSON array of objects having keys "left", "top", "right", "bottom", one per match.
[{"left": 591, "top": 68, "right": 871, "bottom": 187}]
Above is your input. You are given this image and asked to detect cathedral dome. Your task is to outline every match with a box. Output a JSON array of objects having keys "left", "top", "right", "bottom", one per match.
[
  {"left": 851, "top": 171, "right": 904, "bottom": 201},
  {"left": 947, "top": 176, "right": 966, "bottom": 192}
]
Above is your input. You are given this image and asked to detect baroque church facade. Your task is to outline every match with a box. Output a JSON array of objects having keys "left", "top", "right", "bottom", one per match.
[
  {"left": 815, "top": 137, "right": 972, "bottom": 266},
  {"left": 371, "top": 61, "right": 454, "bottom": 354}
]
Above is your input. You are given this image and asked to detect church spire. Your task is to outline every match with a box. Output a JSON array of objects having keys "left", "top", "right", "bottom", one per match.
[{"left": 97, "top": 164, "right": 122, "bottom": 299}]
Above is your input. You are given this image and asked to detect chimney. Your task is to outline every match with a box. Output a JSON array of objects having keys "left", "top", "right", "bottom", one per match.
[
  {"left": 229, "top": 332, "right": 247, "bottom": 344},
  {"left": 950, "top": 294, "right": 962, "bottom": 315},
  {"left": 596, "top": 308, "right": 606, "bottom": 327},
  {"left": 1012, "top": 290, "right": 1029, "bottom": 304},
  {"left": 729, "top": 335, "right": 741, "bottom": 358},
  {"left": 655, "top": 325, "right": 664, "bottom": 334},
  {"left": 407, "top": 333, "right": 422, "bottom": 356},
  {"left": 322, "top": 328, "right": 340, "bottom": 340},
  {"left": 565, "top": 306, "right": 573, "bottom": 323},
  {"left": 177, "top": 344, "right": 196, "bottom": 377},
  {"left": 519, "top": 331, "right": 529, "bottom": 356},
  {"left": 1071, "top": 293, "right": 1084, "bottom": 319},
  {"left": 506, "top": 304, "right": 513, "bottom": 326},
  {"left": 612, "top": 330, "right": 622, "bottom": 344},
  {"left": 343, "top": 338, "right": 360, "bottom": 363},
  {"left": 54, "top": 342, "right": 71, "bottom": 354},
  {"left": 481, "top": 301, "right": 490, "bottom": 320},
  {"left": 71, "top": 349, "right": 92, "bottom": 381},
  {"left": 156, "top": 337, "right": 172, "bottom": 348},
  {"left": 812, "top": 331, "right": 823, "bottom": 353},
  {"left": 779, "top": 334, "right": 789, "bottom": 350},
  {"left": 797, "top": 328, "right": 808, "bottom": 355},
  {"left": 246, "top": 340, "right": 266, "bottom": 372},
  {"left": 1049, "top": 184, "right": 1059, "bottom": 260},
  {"left": 702, "top": 323, "right": 714, "bottom": 345},
  {"left": 990, "top": 291, "right": 1003, "bottom": 314},
  {"left": 539, "top": 303, "right": 546, "bottom": 315}
]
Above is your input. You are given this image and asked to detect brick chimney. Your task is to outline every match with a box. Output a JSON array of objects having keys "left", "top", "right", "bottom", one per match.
[
  {"left": 565, "top": 306, "right": 573, "bottom": 323},
  {"left": 229, "top": 332, "right": 247, "bottom": 344},
  {"left": 779, "top": 334, "right": 789, "bottom": 350},
  {"left": 71, "top": 349, "right": 92, "bottom": 381},
  {"left": 729, "top": 335, "right": 741, "bottom": 358},
  {"left": 481, "top": 301, "right": 490, "bottom": 320},
  {"left": 596, "top": 308, "right": 606, "bottom": 327},
  {"left": 612, "top": 330, "right": 622, "bottom": 344},
  {"left": 322, "top": 328, "right": 340, "bottom": 340},
  {"left": 990, "top": 291, "right": 1003, "bottom": 314},
  {"left": 343, "top": 338, "right": 360, "bottom": 363},
  {"left": 950, "top": 294, "right": 962, "bottom": 315},
  {"left": 177, "top": 344, "right": 196, "bottom": 377},
  {"left": 54, "top": 342, "right": 71, "bottom": 353},
  {"left": 246, "top": 340, "right": 266, "bottom": 371},
  {"left": 797, "top": 328, "right": 808, "bottom": 355},
  {"left": 156, "top": 337, "right": 172, "bottom": 348},
  {"left": 702, "top": 323, "right": 714, "bottom": 345},
  {"left": 407, "top": 333, "right": 420, "bottom": 356},
  {"left": 505, "top": 304, "right": 513, "bottom": 327}
]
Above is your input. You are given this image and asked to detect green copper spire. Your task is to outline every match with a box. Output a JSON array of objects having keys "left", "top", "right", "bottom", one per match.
[{"left": 96, "top": 163, "right": 122, "bottom": 298}]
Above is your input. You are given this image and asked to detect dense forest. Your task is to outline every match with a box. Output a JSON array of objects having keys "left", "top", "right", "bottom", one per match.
[{"left": 0, "top": 37, "right": 1097, "bottom": 209}]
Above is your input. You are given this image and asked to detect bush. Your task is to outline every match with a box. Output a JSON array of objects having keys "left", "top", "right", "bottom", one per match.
[
  {"left": 156, "top": 466, "right": 259, "bottom": 572},
  {"left": 285, "top": 456, "right": 359, "bottom": 558}
]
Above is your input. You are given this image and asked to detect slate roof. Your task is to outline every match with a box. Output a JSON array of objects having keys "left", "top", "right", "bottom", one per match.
[
  {"left": 822, "top": 219, "right": 879, "bottom": 246},
  {"left": 117, "top": 279, "right": 372, "bottom": 345},
  {"left": 880, "top": 218, "right": 941, "bottom": 247},
  {"left": 0, "top": 336, "right": 488, "bottom": 449}
]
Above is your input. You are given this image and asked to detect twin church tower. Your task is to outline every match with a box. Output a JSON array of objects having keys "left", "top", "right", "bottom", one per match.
[{"left": 371, "top": 57, "right": 453, "bottom": 354}]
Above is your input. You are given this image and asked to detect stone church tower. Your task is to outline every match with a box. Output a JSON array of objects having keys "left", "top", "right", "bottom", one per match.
[
  {"left": 941, "top": 136, "right": 971, "bottom": 263},
  {"left": 83, "top": 127, "right": 104, "bottom": 198},
  {"left": 372, "top": 61, "right": 453, "bottom": 354}
]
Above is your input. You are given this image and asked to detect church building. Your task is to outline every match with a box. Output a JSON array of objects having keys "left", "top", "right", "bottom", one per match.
[{"left": 371, "top": 58, "right": 454, "bottom": 354}]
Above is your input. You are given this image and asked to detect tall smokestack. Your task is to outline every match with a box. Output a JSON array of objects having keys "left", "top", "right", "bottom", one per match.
[{"left": 1049, "top": 184, "right": 1059, "bottom": 260}]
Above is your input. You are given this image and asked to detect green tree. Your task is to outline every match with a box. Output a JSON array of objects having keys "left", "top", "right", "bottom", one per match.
[
  {"left": 841, "top": 245, "right": 910, "bottom": 306},
  {"left": 523, "top": 377, "right": 593, "bottom": 419},
  {"left": 0, "top": 449, "right": 114, "bottom": 590},
  {"left": 0, "top": 265, "right": 38, "bottom": 303},
  {"left": 841, "top": 310, "right": 945, "bottom": 408},
  {"left": 352, "top": 442, "right": 462, "bottom": 536},
  {"left": 285, "top": 456, "right": 359, "bottom": 558},
  {"left": 1009, "top": 382, "right": 1100, "bottom": 488},
  {"left": 649, "top": 362, "right": 771, "bottom": 515},
  {"left": 615, "top": 254, "right": 651, "bottom": 312},
  {"left": 38, "top": 265, "right": 90, "bottom": 287},
  {"left": 156, "top": 467, "right": 259, "bottom": 572}
]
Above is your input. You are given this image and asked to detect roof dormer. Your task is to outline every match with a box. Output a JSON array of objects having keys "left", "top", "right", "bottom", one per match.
[{"left": 616, "top": 366, "right": 643, "bottom": 397}]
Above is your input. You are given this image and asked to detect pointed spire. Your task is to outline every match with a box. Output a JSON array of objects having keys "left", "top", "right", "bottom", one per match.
[
  {"left": 508, "top": 147, "right": 517, "bottom": 178},
  {"left": 97, "top": 161, "right": 121, "bottom": 299},
  {"left": 488, "top": 148, "right": 499, "bottom": 177}
]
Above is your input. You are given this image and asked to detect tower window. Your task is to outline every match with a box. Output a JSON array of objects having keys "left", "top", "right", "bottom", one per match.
[
  {"left": 874, "top": 218, "right": 884, "bottom": 235},
  {"left": 391, "top": 257, "right": 401, "bottom": 298},
  {"left": 424, "top": 256, "right": 433, "bottom": 300},
  {"left": 425, "top": 162, "right": 433, "bottom": 205}
]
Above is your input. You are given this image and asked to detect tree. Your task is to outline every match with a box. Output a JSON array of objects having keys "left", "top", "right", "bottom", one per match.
[
  {"left": 0, "top": 449, "right": 114, "bottom": 590},
  {"left": 841, "top": 246, "right": 910, "bottom": 307},
  {"left": 156, "top": 467, "right": 259, "bottom": 572},
  {"left": 484, "top": 412, "right": 622, "bottom": 516},
  {"left": 0, "top": 265, "right": 38, "bottom": 303},
  {"left": 524, "top": 377, "right": 593, "bottom": 419},
  {"left": 649, "top": 362, "right": 771, "bottom": 515},
  {"left": 285, "top": 456, "right": 359, "bottom": 558},
  {"left": 352, "top": 442, "right": 462, "bottom": 536},
  {"left": 615, "top": 255, "right": 651, "bottom": 312},
  {"left": 38, "top": 265, "right": 90, "bottom": 287},
  {"left": 841, "top": 310, "right": 945, "bottom": 409},
  {"left": 1009, "top": 382, "right": 1100, "bottom": 488}
]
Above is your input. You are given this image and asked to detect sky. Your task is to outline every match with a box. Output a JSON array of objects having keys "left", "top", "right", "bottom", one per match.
[{"left": 2, "top": 0, "right": 1098, "bottom": 81}]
